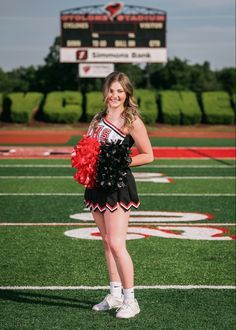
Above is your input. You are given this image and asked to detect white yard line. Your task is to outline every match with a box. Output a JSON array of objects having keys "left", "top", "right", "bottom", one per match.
[
  {"left": 143, "top": 165, "right": 236, "bottom": 168},
  {"left": 0, "top": 165, "right": 70, "bottom": 167},
  {"left": 0, "top": 193, "right": 235, "bottom": 196},
  {"left": 0, "top": 157, "right": 234, "bottom": 160},
  {"left": 0, "top": 285, "right": 235, "bottom": 290},
  {"left": 0, "top": 176, "right": 235, "bottom": 179},
  {"left": 172, "top": 177, "right": 235, "bottom": 179},
  {"left": 0, "top": 164, "right": 235, "bottom": 168},
  {"left": 0, "top": 176, "right": 73, "bottom": 179},
  {"left": 0, "top": 223, "right": 235, "bottom": 227},
  {"left": 0, "top": 193, "right": 86, "bottom": 196},
  {"left": 0, "top": 193, "right": 236, "bottom": 197},
  {"left": 150, "top": 147, "right": 236, "bottom": 150}
]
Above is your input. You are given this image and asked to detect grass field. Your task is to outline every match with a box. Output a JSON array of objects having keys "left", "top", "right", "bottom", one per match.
[{"left": 0, "top": 134, "right": 235, "bottom": 329}]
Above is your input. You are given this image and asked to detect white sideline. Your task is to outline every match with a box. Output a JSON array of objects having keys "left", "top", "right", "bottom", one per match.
[
  {"left": 173, "top": 176, "right": 235, "bottom": 179},
  {"left": 0, "top": 193, "right": 235, "bottom": 196},
  {"left": 0, "top": 193, "right": 236, "bottom": 197},
  {"left": 143, "top": 165, "right": 236, "bottom": 168},
  {"left": 0, "top": 285, "right": 235, "bottom": 290},
  {"left": 0, "top": 222, "right": 235, "bottom": 227},
  {"left": 0, "top": 165, "right": 235, "bottom": 168},
  {"left": 0, "top": 176, "right": 235, "bottom": 179}
]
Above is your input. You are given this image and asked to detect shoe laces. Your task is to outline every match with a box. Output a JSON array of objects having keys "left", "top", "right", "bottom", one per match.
[
  {"left": 106, "top": 294, "right": 120, "bottom": 308},
  {"left": 116, "top": 301, "right": 133, "bottom": 313}
]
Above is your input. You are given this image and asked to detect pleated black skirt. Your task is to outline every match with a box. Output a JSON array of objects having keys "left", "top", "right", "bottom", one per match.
[{"left": 84, "top": 169, "right": 140, "bottom": 212}]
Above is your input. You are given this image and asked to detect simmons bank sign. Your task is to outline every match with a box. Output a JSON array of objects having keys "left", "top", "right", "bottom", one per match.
[{"left": 60, "top": 2, "right": 167, "bottom": 63}]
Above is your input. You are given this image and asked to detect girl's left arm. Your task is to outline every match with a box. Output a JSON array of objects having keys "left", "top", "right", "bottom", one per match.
[{"left": 129, "top": 117, "right": 154, "bottom": 167}]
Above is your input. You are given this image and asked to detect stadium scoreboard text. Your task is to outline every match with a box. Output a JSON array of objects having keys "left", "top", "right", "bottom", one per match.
[
  {"left": 60, "top": 3, "right": 167, "bottom": 63},
  {"left": 61, "top": 14, "right": 166, "bottom": 48}
]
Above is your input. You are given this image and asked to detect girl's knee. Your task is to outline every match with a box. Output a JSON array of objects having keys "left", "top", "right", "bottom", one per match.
[
  {"left": 102, "top": 234, "right": 110, "bottom": 250},
  {"left": 108, "top": 239, "right": 126, "bottom": 257}
]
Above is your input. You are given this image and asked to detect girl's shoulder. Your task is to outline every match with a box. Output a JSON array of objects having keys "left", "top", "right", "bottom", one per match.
[
  {"left": 126, "top": 116, "right": 144, "bottom": 134},
  {"left": 132, "top": 116, "right": 143, "bottom": 127}
]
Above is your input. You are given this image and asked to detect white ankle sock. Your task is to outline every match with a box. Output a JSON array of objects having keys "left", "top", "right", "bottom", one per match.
[
  {"left": 123, "top": 287, "right": 135, "bottom": 302},
  {"left": 110, "top": 282, "right": 122, "bottom": 298}
]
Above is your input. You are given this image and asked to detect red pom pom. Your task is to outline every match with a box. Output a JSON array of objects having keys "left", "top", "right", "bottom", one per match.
[{"left": 71, "top": 136, "right": 100, "bottom": 189}]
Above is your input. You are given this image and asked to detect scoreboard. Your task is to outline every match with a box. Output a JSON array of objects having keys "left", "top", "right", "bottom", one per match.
[
  {"left": 60, "top": 3, "right": 167, "bottom": 63},
  {"left": 61, "top": 15, "right": 166, "bottom": 48}
]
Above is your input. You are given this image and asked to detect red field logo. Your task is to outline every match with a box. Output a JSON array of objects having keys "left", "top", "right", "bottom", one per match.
[
  {"left": 65, "top": 211, "right": 235, "bottom": 241},
  {"left": 64, "top": 226, "right": 235, "bottom": 241}
]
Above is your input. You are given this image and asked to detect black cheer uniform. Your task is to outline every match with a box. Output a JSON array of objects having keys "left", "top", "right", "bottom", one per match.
[{"left": 84, "top": 117, "right": 140, "bottom": 212}]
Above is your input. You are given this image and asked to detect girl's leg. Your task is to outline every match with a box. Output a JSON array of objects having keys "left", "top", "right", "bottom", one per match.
[
  {"left": 91, "top": 207, "right": 140, "bottom": 316},
  {"left": 92, "top": 210, "right": 121, "bottom": 283},
  {"left": 103, "top": 206, "right": 140, "bottom": 318},
  {"left": 91, "top": 210, "right": 123, "bottom": 311},
  {"left": 103, "top": 205, "right": 134, "bottom": 289}
]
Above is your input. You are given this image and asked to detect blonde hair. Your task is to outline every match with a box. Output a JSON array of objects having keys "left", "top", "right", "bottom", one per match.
[{"left": 91, "top": 71, "right": 140, "bottom": 132}]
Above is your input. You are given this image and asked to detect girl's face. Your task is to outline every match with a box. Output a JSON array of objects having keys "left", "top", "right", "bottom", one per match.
[{"left": 107, "top": 81, "right": 126, "bottom": 110}]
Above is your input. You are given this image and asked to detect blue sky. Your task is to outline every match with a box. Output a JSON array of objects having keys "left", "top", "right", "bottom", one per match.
[{"left": 0, "top": 0, "right": 235, "bottom": 71}]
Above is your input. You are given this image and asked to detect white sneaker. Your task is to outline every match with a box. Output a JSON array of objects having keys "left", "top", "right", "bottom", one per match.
[
  {"left": 116, "top": 299, "right": 140, "bottom": 319},
  {"left": 92, "top": 294, "right": 124, "bottom": 311}
]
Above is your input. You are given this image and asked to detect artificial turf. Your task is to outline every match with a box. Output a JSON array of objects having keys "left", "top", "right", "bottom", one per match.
[
  {"left": 0, "top": 196, "right": 235, "bottom": 223},
  {"left": 67, "top": 135, "right": 236, "bottom": 147},
  {"left": 0, "top": 165, "right": 235, "bottom": 176},
  {"left": 0, "top": 157, "right": 235, "bottom": 329},
  {"left": 0, "top": 178, "right": 234, "bottom": 194},
  {"left": 0, "top": 226, "right": 235, "bottom": 286},
  {"left": 0, "top": 289, "right": 235, "bottom": 330}
]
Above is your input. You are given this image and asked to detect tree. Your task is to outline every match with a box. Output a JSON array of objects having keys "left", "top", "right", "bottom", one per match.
[
  {"left": 0, "top": 34, "right": 234, "bottom": 95},
  {"left": 216, "top": 68, "right": 236, "bottom": 95},
  {"left": 189, "top": 61, "right": 220, "bottom": 92},
  {"left": 115, "top": 63, "right": 145, "bottom": 88},
  {"left": 0, "top": 68, "right": 13, "bottom": 92},
  {"left": 150, "top": 57, "right": 192, "bottom": 90},
  {"left": 35, "top": 36, "right": 78, "bottom": 92},
  {"left": 44, "top": 36, "right": 61, "bottom": 66}
]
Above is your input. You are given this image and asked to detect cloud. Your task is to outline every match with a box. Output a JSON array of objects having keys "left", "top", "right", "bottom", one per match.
[
  {"left": 167, "top": 0, "right": 234, "bottom": 9},
  {"left": 0, "top": 0, "right": 234, "bottom": 70},
  {"left": 169, "top": 15, "right": 234, "bottom": 20},
  {"left": 167, "top": 23, "right": 235, "bottom": 68},
  {"left": 0, "top": 17, "right": 57, "bottom": 21},
  {"left": 169, "top": 25, "right": 234, "bottom": 45}
]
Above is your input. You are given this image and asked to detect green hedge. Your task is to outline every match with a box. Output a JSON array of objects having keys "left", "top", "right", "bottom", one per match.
[
  {"left": 86, "top": 92, "right": 104, "bottom": 121},
  {"left": 0, "top": 93, "right": 2, "bottom": 115},
  {"left": 7, "top": 92, "right": 44, "bottom": 123},
  {"left": 159, "top": 91, "right": 181, "bottom": 124},
  {"left": 1, "top": 90, "right": 234, "bottom": 125},
  {"left": 134, "top": 89, "right": 157, "bottom": 124},
  {"left": 202, "top": 91, "right": 235, "bottom": 124},
  {"left": 231, "top": 94, "right": 236, "bottom": 112},
  {"left": 159, "top": 91, "right": 202, "bottom": 125},
  {"left": 179, "top": 91, "right": 202, "bottom": 124},
  {"left": 86, "top": 90, "right": 157, "bottom": 124},
  {"left": 43, "top": 91, "right": 82, "bottom": 123}
]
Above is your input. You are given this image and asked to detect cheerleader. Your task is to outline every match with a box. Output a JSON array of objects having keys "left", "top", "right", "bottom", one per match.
[{"left": 72, "top": 72, "right": 153, "bottom": 318}]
